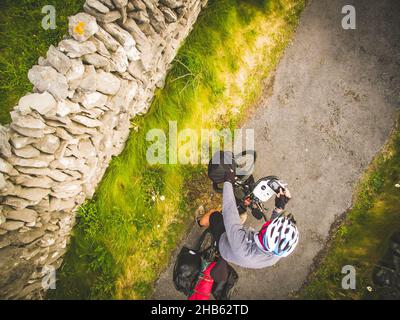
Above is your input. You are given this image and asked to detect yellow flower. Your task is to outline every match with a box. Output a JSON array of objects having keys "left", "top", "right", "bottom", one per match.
[{"left": 74, "top": 21, "right": 85, "bottom": 35}]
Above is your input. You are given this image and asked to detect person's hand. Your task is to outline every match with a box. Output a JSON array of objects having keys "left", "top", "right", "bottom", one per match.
[
  {"left": 275, "top": 187, "right": 291, "bottom": 210},
  {"left": 224, "top": 168, "right": 236, "bottom": 184},
  {"left": 282, "top": 187, "right": 291, "bottom": 199}
]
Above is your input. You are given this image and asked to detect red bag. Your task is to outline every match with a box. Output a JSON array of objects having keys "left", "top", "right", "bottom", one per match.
[{"left": 188, "top": 262, "right": 216, "bottom": 300}]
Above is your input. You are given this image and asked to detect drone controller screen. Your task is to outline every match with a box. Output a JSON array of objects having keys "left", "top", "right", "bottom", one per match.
[{"left": 269, "top": 181, "right": 282, "bottom": 193}]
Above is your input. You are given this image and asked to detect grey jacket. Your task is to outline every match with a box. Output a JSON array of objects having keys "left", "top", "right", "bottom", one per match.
[{"left": 218, "top": 182, "right": 281, "bottom": 269}]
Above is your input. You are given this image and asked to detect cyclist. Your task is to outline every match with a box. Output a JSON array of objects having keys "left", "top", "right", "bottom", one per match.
[{"left": 198, "top": 170, "right": 299, "bottom": 269}]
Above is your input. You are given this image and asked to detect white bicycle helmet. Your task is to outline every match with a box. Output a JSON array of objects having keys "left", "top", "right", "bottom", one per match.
[{"left": 259, "top": 213, "right": 299, "bottom": 257}]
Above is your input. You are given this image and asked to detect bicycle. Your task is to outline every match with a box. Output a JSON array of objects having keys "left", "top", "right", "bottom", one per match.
[{"left": 211, "top": 150, "right": 287, "bottom": 221}]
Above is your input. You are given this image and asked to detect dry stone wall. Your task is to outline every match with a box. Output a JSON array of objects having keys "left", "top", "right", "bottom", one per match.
[{"left": 0, "top": 0, "right": 207, "bottom": 299}]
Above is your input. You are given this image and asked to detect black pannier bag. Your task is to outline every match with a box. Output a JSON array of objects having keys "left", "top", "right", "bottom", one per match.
[
  {"left": 173, "top": 247, "right": 239, "bottom": 300},
  {"left": 173, "top": 247, "right": 202, "bottom": 296},
  {"left": 211, "top": 257, "right": 239, "bottom": 300},
  {"left": 207, "top": 151, "right": 236, "bottom": 184}
]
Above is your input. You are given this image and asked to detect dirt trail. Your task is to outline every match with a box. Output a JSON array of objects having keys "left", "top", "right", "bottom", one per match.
[{"left": 153, "top": 0, "right": 400, "bottom": 299}]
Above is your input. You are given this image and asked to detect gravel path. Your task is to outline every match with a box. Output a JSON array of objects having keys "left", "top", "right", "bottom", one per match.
[{"left": 153, "top": 0, "right": 400, "bottom": 299}]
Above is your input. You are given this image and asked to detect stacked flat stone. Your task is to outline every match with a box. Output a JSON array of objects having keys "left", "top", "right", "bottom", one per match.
[{"left": 0, "top": 0, "right": 208, "bottom": 299}]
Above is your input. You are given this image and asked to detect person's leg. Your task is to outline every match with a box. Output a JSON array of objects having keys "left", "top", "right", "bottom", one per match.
[
  {"left": 198, "top": 207, "right": 221, "bottom": 228},
  {"left": 208, "top": 211, "right": 226, "bottom": 245}
]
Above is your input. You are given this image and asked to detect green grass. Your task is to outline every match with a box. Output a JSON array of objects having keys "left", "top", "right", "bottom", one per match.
[
  {"left": 25, "top": 0, "right": 305, "bottom": 299},
  {"left": 0, "top": 0, "right": 85, "bottom": 124},
  {"left": 299, "top": 117, "right": 400, "bottom": 299}
]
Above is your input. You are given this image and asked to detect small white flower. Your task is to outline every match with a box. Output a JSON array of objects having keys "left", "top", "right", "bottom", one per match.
[
  {"left": 366, "top": 286, "right": 373, "bottom": 292},
  {"left": 231, "top": 107, "right": 240, "bottom": 114},
  {"left": 160, "top": 195, "right": 165, "bottom": 201},
  {"left": 395, "top": 184, "right": 400, "bottom": 188},
  {"left": 157, "top": 224, "right": 160, "bottom": 228},
  {"left": 151, "top": 195, "right": 156, "bottom": 201}
]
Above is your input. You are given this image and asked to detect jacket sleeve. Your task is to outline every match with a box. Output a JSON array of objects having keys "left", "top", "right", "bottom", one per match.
[{"left": 222, "top": 182, "right": 250, "bottom": 257}]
